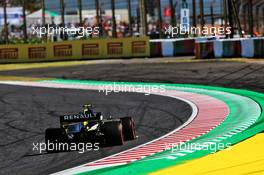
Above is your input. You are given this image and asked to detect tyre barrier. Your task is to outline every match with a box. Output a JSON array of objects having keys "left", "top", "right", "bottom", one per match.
[
  {"left": 150, "top": 41, "right": 162, "bottom": 57},
  {"left": 252, "top": 38, "right": 264, "bottom": 57},
  {"left": 195, "top": 37, "right": 264, "bottom": 59},
  {"left": 221, "top": 39, "right": 241, "bottom": 58},
  {"left": 150, "top": 38, "right": 196, "bottom": 57},
  {"left": 149, "top": 37, "right": 264, "bottom": 59},
  {"left": 213, "top": 39, "right": 242, "bottom": 58},
  {"left": 195, "top": 40, "right": 214, "bottom": 59}
]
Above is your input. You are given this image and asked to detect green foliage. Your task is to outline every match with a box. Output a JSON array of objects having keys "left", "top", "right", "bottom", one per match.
[{"left": 0, "top": 37, "right": 44, "bottom": 45}]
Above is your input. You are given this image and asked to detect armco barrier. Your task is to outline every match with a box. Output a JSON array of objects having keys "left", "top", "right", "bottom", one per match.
[{"left": 0, "top": 37, "right": 150, "bottom": 63}]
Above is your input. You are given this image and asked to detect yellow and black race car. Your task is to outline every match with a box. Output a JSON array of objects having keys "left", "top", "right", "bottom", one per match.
[{"left": 45, "top": 104, "right": 136, "bottom": 153}]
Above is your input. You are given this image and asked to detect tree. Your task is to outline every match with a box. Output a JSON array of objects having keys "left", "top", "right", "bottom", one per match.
[
  {"left": 2, "top": 0, "right": 9, "bottom": 43},
  {"left": 157, "top": 0, "right": 162, "bottom": 38},
  {"left": 248, "top": 0, "right": 253, "bottom": 36},
  {"left": 139, "top": 0, "right": 147, "bottom": 35},
  {"left": 199, "top": 0, "right": 205, "bottom": 31},
  {"left": 192, "top": 0, "right": 196, "bottom": 28},
  {"left": 111, "top": 0, "right": 117, "bottom": 37},
  {"left": 8, "top": 0, "right": 42, "bottom": 41},
  {"left": 10, "top": 0, "right": 41, "bottom": 13},
  {"left": 22, "top": 0, "right": 27, "bottom": 41},
  {"left": 60, "top": 0, "right": 65, "bottom": 27},
  {"left": 77, "top": 0, "right": 83, "bottom": 24},
  {"left": 127, "top": 0, "right": 132, "bottom": 36},
  {"left": 95, "top": 0, "right": 102, "bottom": 36},
  {"left": 42, "top": 0, "right": 45, "bottom": 26},
  {"left": 170, "top": 0, "right": 176, "bottom": 26}
]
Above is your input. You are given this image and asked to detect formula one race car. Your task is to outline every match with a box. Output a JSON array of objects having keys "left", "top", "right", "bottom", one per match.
[{"left": 45, "top": 104, "right": 136, "bottom": 152}]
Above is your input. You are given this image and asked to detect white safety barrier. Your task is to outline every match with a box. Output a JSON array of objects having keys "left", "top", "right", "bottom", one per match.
[
  {"left": 214, "top": 40, "right": 223, "bottom": 58},
  {"left": 161, "top": 41, "right": 174, "bottom": 57},
  {"left": 241, "top": 39, "right": 254, "bottom": 58}
]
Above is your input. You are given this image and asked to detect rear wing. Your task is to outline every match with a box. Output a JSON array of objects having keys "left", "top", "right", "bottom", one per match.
[{"left": 60, "top": 114, "right": 91, "bottom": 124}]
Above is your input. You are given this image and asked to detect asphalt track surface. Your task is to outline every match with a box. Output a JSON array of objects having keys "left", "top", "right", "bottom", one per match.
[
  {"left": 1, "top": 60, "right": 264, "bottom": 92},
  {"left": 1, "top": 59, "right": 264, "bottom": 175},
  {"left": 0, "top": 84, "right": 191, "bottom": 175}
]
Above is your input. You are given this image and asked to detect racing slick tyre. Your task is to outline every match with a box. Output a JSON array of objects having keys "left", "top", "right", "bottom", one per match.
[
  {"left": 121, "top": 117, "right": 136, "bottom": 141},
  {"left": 96, "top": 112, "right": 103, "bottom": 120},
  {"left": 45, "top": 128, "right": 68, "bottom": 153},
  {"left": 103, "top": 121, "right": 124, "bottom": 146}
]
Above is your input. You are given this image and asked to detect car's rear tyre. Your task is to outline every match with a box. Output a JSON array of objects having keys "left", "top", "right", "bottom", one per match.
[
  {"left": 96, "top": 112, "right": 103, "bottom": 120},
  {"left": 45, "top": 128, "right": 68, "bottom": 153},
  {"left": 121, "top": 117, "right": 136, "bottom": 140},
  {"left": 103, "top": 121, "right": 124, "bottom": 146}
]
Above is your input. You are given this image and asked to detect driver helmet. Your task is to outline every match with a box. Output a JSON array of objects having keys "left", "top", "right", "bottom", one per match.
[{"left": 83, "top": 104, "right": 93, "bottom": 115}]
